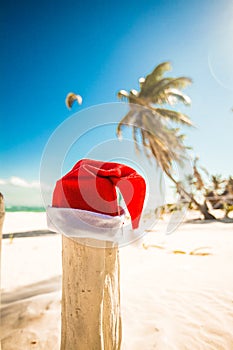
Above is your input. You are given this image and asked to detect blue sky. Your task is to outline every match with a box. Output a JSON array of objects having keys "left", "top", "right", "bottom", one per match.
[{"left": 0, "top": 0, "right": 233, "bottom": 206}]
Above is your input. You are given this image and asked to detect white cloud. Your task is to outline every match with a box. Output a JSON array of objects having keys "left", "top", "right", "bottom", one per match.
[
  {"left": 0, "top": 176, "right": 40, "bottom": 189},
  {"left": 0, "top": 177, "right": 52, "bottom": 206},
  {"left": 10, "top": 176, "right": 40, "bottom": 188}
]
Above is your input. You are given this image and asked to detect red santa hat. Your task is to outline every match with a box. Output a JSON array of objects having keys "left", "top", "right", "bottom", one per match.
[{"left": 47, "top": 159, "right": 146, "bottom": 241}]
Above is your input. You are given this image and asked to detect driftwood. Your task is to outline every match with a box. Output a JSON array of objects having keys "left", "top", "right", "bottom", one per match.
[{"left": 61, "top": 235, "right": 122, "bottom": 350}]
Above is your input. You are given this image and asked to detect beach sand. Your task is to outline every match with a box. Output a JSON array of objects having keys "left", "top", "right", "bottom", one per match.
[{"left": 1, "top": 211, "right": 233, "bottom": 349}]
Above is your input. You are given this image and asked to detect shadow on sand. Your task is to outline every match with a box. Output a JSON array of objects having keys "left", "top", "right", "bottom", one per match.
[
  {"left": 185, "top": 217, "right": 233, "bottom": 225},
  {"left": 2, "top": 230, "right": 57, "bottom": 239}
]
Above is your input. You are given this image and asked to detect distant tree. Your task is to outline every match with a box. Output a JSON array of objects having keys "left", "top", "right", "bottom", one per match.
[
  {"left": 207, "top": 175, "right": 233, "bottom": 218},
  {"left": 186, "top": 158, "right": 233, "bottom": 219},
  {"left": 117, "top": 62, "right": 215, "bottom": 219},
  {"left": 223, "top": 177, "right": 233, "bottom": 217}
]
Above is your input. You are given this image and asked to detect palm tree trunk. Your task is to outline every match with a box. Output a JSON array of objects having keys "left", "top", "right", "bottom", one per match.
[
  {"left": 200, "top": 200, "right": 216, "bottom": 220},
  {"left": 166, "top": 173, "right": 216, "bottom": 220},
  {"left": 61, "top": 235, "right": 122, "bottom": 350}
]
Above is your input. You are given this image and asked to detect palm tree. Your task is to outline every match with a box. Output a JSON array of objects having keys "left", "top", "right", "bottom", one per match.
[{"left": 117, "top": 62, "right": 215, "bottom": 220}]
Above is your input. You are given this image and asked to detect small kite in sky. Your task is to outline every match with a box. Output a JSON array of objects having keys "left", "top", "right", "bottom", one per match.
[{"left": 65, "top": 92, "right": 83, "bottom": 109}]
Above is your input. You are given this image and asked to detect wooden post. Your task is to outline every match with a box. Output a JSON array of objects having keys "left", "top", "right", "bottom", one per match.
[
  {"left": 61, "top": 235, "right": 122, "bottom": 350},
  {"left": 0, "top": 193, "right": 5, "bottom": 261},
  {"left": 0, "top": 193, "right": 5, "bottom": 350}
]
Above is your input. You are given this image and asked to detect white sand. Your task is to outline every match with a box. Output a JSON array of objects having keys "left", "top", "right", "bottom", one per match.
[
  {"left": 1, "top": 212, "right": 233, "bottom": 349},
  {"left": 2, "top": 212, "right": 47, "bottom": 234}
]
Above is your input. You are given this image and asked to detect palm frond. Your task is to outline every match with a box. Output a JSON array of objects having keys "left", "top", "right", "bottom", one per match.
[
  {"left": 138, "top": 77, "right": 145, "bottom": 88},
  {"left": 148, "top": 136, "right": 171, "bottom": 174},
  {"left": 155, "top": 108, "right": 193, "bottom": 126},
  {"left": 140, "top": 129, "right": 152, "bottom": 159},
  {"left": 150, "top": 77, "right": 192, "bottom": 102},
  {"left": 164, "top": 88, "right": 191, "bottom": 106},
  {"left": 130, "top": 89, "right": 139, "bottom": 97},
  {"left": 193, "top": 165, "right": 204, "bottom": 190},
  {"left": 200, "top": 166, "right": 209, "bottom": 177},
  {"left": 117, "top": 90, "right": 129, "bottom": 101},
  {"left": 139, "top": 77, "right": 172, "bottom": 99},
  {"left": 140, "top": 62, "right": 171, "bottom": 92},
  {"left": 142, "top": 113, "right": 185, "bottom": 152},
  {"left": 138, "top": 113, "right": 186, "bottom": 173},
  {"left": 132, "top": 125, "right": 140, "bottom": 153},
  {"left": 116, "top": 109, "right": 136, "bottom": 139}
]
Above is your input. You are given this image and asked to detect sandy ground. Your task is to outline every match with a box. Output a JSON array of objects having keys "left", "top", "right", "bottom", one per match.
[
  {"left": 2, "top": 212, "right": 48, "bottom": 234},
  {"left": 1, "top": 211, "right": 233, "bottom": 349}
]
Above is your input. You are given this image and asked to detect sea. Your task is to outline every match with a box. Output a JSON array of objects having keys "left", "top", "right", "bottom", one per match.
[{"left": 5, "top": 206, "right": 45, "bottom": 212}]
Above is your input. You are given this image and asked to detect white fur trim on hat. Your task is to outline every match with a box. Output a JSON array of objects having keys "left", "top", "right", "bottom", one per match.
[{"left": 46, "top": 206, "right": 125, "bottom": 242}]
